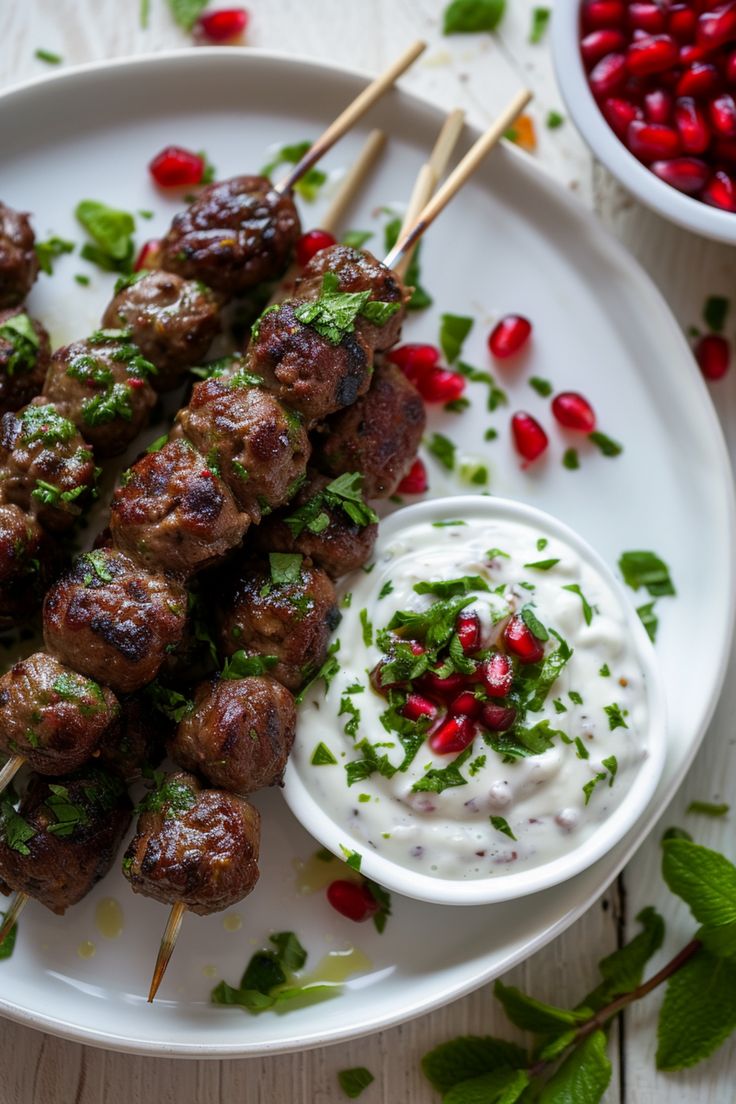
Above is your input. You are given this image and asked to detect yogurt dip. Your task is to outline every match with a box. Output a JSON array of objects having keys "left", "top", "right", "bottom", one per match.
[{"left": 291, "top": 501, "right": 660, "bottom": 887}]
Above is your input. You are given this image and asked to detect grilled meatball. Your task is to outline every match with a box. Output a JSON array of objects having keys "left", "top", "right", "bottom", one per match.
[
  {"left": 0, "top": 203, "right": 38, "bottom": 309},
  {"left": 98, "top": 694, "right": 168, "bottom": 781},
  {"left": 122, "top": 771, "right": 260, "bottom": 915},
  {"left": 296, "top": 245, "right": 408, "bottom": 351},
  {"left": 101, "top": 271, "right": 222, "bottom": 392},
  {"left": 43, "top": 331, "right": 157, "bottom": 456},
  {"left": 110, "top": 439, "right": 249, "bottom": 578},
  {"left": 0, "top": 308, "right": 51, "bottom": 414},
  {"left": 0, "top": 653, "right": 119, "bottom": 774},
  {"left": 319, "top": 362, "right": 426, "bottom": 498},
  {"left": 248, "top": 299, "right": 373, "bottom": 424},
  {"left": 169, "top": 676, "right": 296, "bottom": 793},
  {"left": 159, "top": 175, "right": 300, "bottom": 296},
  {"left": 0, "top": 401, "right": 97, "bottom": 531},
  {"left": 0, "top": 768, "right": 132, "bottom": 914},
  {"left": 217, "top": 555, "right": 340, "bottom": 691},
  {"left": 254, "top": 471, "right": 378, "bottom": 578},
  {"left": 0, "top": 505, "right": 55, "bottom": 627},
  {"left": 43, "top": 548, "right": 187, "bottom": 694},
  {"left": 177, "top": 375, "right": 309, "bottom": 522}
]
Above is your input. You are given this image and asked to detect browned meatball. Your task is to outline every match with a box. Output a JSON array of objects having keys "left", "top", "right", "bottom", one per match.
[
  {"left": 169, "top": 675, "right": 296, "bottom": 793},
  {"left": 0, "top": 653, "right": 119, "bottom": 774},
  {"left": 101, "top": 271, "right": 222, "bottom": 392},
  {"left": 177, "top": 375, "right": 309, "bottom": 522},
  {"left": 254, "top": 471, "right": 378, "bottom": 578},
  {"left": 122, "top": 771, "right": 260, "bottom": 915},
  {"left": 217, "top": 555, "right": 341, "bottom": 691},
  {"left": 0, "top": 768, "right": 132, "bottom": 914},
  {"left": 159, "top": 176, "right": 300, "bottom": 296},
  {"left": 0, "top": 401, "right": 97, "bottom": 531},
  {"left": 0, "top": 308, "right": 51, "bottom": 414},
  {"left": 0, "top": 503, "right": 56, "bottom": 627},
  {"left": 319, "top": 361, "right": 426, "bottom": 498},
  {"left": 248, "top": 299, "right": 373, "bottom": 424},
  {"left": 110, "top": 439, "right": 249, "bottom": 578},
  {"left": 43, "top": 331, "right": 157, "bottom": 456},
  {"left": 98, "top": 694, "right": 168, "bottom": 781},
  {"left": 0, "top": 203, "right": 38, "bottom": 309},
  {"left": 43, "top": 548, "right": 187, "bottom": 694}
]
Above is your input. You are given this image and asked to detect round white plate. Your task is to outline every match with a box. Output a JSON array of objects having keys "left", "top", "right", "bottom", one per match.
[{"left": 0, "top": 48, "right": 733, "bottom": 1058}]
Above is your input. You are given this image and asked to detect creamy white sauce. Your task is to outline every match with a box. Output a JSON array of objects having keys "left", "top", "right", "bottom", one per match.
[{"left": 293, "top": 516, "right": 651, "bottom": 880}]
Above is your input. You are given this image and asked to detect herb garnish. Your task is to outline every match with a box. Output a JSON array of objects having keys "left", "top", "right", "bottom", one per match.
[
  {"left": 294, "top": 272, "right": 399, "bottom": 345},
  {"left": 562, "top": 583, "right": 595, "bottom": 625},
  {"left": 439, "top": 313, "right": 473, "bottom": 364},
  {"left": 426, "top": 432, "right": 456, "bottom": 471},
  {"left": 283, "top": 472, "right": 377, "bottom": 537},
  {"left": 35, "top": 48, "right": 62, "bottom": 64},
  {"left": 490, "top": 815, "right": 517, "bottom": 841},
  {"left": 413, "top": 745, "right": 473, "bottom": 793},
  {"left": 529, "top": 375, "right": 553, "bottom": 396},
  {"left": 589, "top": 430, "right": 623, "bottom": 457},
  {"left": 0, "top": 312, "right": 40, "bottom": 375},
  {"left": 337, "top": 1068, "right": 375, "bottom": 1099},
  {"left": 296, "top": 639, "right": 341, "bottom": 704},
  {"left": 687, "top": 800, "right": 729, "bottom": 817},
  {"left": 221, "top": 652, "right": 279, "bottom": 680},
  {"left": 311, "top": 742, "right": 338, "bottom": 766},
  {"left": 167, "top": 0, "right": 207, "bottom": 30},
  {"left": 384, "top": 214, "right": 431, "bottom": 310},
  {"left": 619, "top": 550, "right": 675, "bottom": 596},
  {"left": 443, "top": 0, "right": 506, "bottom": 34},
  {"left": 703, "top": 294, "right": 729, "bottom": 333},
  {"left": 212, "top": 930, "right": 340, "bottom": 1014},
  {"left": 75, "top": 200, "right": 136, "bottom": 273},
  {"left": 137, "top": 777, "right": 196, "bottom": 818},
  {"left": 530, "top": 6, "right": 551, "bottom": 42},
  {"left": 261, "top": 140, "right": 327, "bottom": 201},
  {"left": 35, "top": 235, "right": 74, "bottom": 275}
]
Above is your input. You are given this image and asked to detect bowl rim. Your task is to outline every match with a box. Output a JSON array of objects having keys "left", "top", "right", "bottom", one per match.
[
  {"left": 283, "top": 493, "right": 668, "bottom": 907},
  {"left": 550, "top": 2, "right": 736, "bottom": 244}
]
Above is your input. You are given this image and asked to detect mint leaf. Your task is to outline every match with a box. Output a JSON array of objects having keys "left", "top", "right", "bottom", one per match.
[
  {"left": 562, "top": 583, "right": 594, "bottom": 625},
  {"left": 618, "top": 550, "right": 675, "bottom": 597},
  {"left": 337, "top": 1068, "right": 374, "bottom": 1098},
  {"left": 588, "top": 430, "right": 623, "bottom": 457},
  {"left": 493, "top": 980, "right": 590, "bottom": 1034},
  {"left": 661, "top": 840, "right": 736, "bottom": 928},
  {"left": 637, "top": 601, "right": 658, "bottom": 642},
  {"left": 443, "top": 0, "right": 506, "bottom": 34},
  {"left": 269, "top": 931, "right": 307, "bottom": 972},
  {"left": 412, "top": 746, "right": 473, "bottom": 794},
  {"left": 440, "top": 313, "right": 474, "bottom": 364},
  {"left": 445, "top": 1067, "right": 529, "bottom": 1104},
  {"left": 584, "top": 907, "right": 665, "bottom": 1011},
  {"left": 704, "top": 294, "right": 729, "bottom": 333},
  {"left": 311, "top": 742, "right": 338, "bottom": 766},
  {"left": 427, "top": 432, "right": 456, "bottom": 471},
  {"left": 657, "top": 949, "right": 736, "bottom": 1070},
  {"left": 421, "top": 1036, "right": 527, "bottom": 1094},
  {"left": 490, "top": 816, "right": 516, "bottom": 841},
  {"left": 414, "top": 575, "right": 489, "bottom": 598},
  {"left": 0, "top": 912, "right": 18, "bottom": 959},
  {"left": 687, "top": 800, "right": 729, "bottom": 817},
  {"left": 75, "top": 199, "right": 136, "bottom": 271},
  {"left": 530, "top": 6, "right": 551, "bottom": 43},
  {"left": 538, "top": 1029, "right": 611, "bottom": 1103},
  {"left": 167, "top": 0, "right": 207, "bottom": 30}
]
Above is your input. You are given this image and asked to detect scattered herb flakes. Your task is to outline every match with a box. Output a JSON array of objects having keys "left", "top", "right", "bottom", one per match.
[
  {"left": 484, "top": 427, "right": 498, "bottom": 441},
  {"left": 342, "top": 229, "right": 373, "bottom": 250},
  {"left": 439, "top": 313, "right": 474, "bottom": 364},
  {"left": 459, "top": 459, "right": 489, "bottom": 487},
  {"left": 589, "top": 430, "right": 623, "bottom": 457},
  {"left": 261, "top": 140, "right": 327, "bottom": 202},
  {"left": 599, "top": 663, "right": 611, "bottom": 677},
  {"left": 413, "top": 746, "right": 473, "bottom": 794},
  {"left": 637, "top": 601, "right": 658, "bottom": 643},
  {"left": 536, "top": 538, "right": 548, "bottom": 551},
  {"left": 340, "top": 845, "right": 362, "bottom": 871},
  {"left": 137, "top": 777, "right": 196, "bottom": 819},
  {"left": 383, "top": 215, "right": 431, "bottom": 310},
  {"left": 524, "top": 558, "right": 560, "bottom": 571},
  {"left": 35, "top": 48, "right": 62, "bottom": 64},
  {"left": 167, "top": 0, "right": 208, "bottom": 31},
  {"left": 221, "top": 651, "right": 278, "bottom": 679},
  {"left": 294, "top": 272, "right": 398, "bottom": 344},
  {"left": 311, "top": 742, "right": 338, "bottom": 766},
  {"left": 0, "top": 912, "right": 17, "bottom": 959},
  {"left": 75, "top": 200, "right": 136, "bottom": 274},
  {"left": 0, "top": 801, "right": 35, "bottom": 856},
  {"left": 619, "top": 551, "right": 675, "bottom": 597},
  {"left": 583, "top": 770, "right": 608, "bottom": 806},
  {"left": 415, "top": 575, "right": 489, "bottom": 599},
  {"left": 530, "top": 6, "right": 551, "bottom": 42},
  {"left": 529, "top": 376, "right": 553, "bottom": 397},
  {"left": 562, "top": 447, "right": 580, "bottom": 470},
  {"left": 432, "top": 519, "right": 466, "bottom": 528},
  {"left": 269, "top": 551, "right": 303, "bottom": 587},
  {"left": 490, "top": 815, "right": 517, "bottom": 840},
  {"left": 520, "top": 603, "right": 549, "bottom": 641},
  {"left": 703, "top": 295, "right": 730, "bottom": 333},
  {"left": 546, "top": 110, "right": 565, "bottom": 129},
  {"left": 686, "top": 801, "right": 729, "bottom": 817},
  {"left": 486, "top": 546, "right": 510, "bottom": 560},
  {"left": 295, "top": 639, "right": 341, "bottom": 703},
  {"left": 74, "top": 274, "right": 90, "bottom": 286},
  {"left": 427, "top": 432, "right": 456, "bottom": 471},
  {"left": 604, "top": 703, "right": 628, "bottom": 731},
  {"left": 602, "top": 754, "right": 618, "bottom": 785},
  {"left": 337, "top": 1068, "right": 375, "bottom": 1099},
  {"left": 562, "top": 583, "right": 594, "bottom": 625},
  {"left": 457, "top": 360, "right": 508, "bottom": 411},
  {"left": 378, "top": 580, "right": 394, "bottom": 600},
  {"left": 443, "top": 0, "right": 506, "bottom": 34},
  {"left": 359, "top": 608, "right": 373, "bottom": 647},
  {"left": 35, "top": 235, "right": 74, "bottom": 275},
  {"left": 569, "top": 690, "right": 584, "bottom": 705},
  {"left": 574, "top": 737, "right": 590, "bottom": 760}
]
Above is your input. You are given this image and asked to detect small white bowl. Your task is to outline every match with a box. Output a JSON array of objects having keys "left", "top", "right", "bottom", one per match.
[
  {"left": 551, "top": 3, "right": 736, "bottom": 244},
  {"left": 283, "top": 495, "right": 667, "bottom": 906}
]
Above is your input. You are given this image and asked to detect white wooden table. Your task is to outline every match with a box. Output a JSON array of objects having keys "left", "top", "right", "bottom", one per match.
[{"left": 1, "top": 2, "right": 735, "bottom": 1100}]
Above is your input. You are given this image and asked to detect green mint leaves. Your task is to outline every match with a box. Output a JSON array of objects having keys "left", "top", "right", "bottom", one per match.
[
  {"left": 75, "top": 199, "right": 136, "bottom": 274},
  {"left": 294, "top": 271, "right": 399, "bottom": 344},
  {"left": 443, "top": 0, "right": 506, "bottom": 35}
]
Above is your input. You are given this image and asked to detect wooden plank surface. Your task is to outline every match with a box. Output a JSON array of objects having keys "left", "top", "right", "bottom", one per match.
[{"left": 0, "top": 2, "right": 733, "bottom": 1101}]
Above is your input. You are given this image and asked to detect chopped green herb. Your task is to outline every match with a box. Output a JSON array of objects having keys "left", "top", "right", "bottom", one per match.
[
  {"left": 569, "top": 690, "right": 584, "bottom": 706},
  {"left": 604, "top": 703, "right": 628, "bottom": 731},
  {"left": 427, "top": 432, "right": 456, "bottom": 471},
  {"left": 485, "top": 427, "right": 499, "bottom": 441},
  {"left": 589, "top": 430, "right": 623, "bottom": 457},
  {"left": 459, "top": 460, "right": 489, "bottom": 486},
  {"left": 340, "top": 846, "right": 362, "bottom": 871},
  {"left": 619, "top": 551, "right": 675, "bottom": 597},
  {"left": 490, "top": 815, "right": 517, "bottom": 840},
  {"left": 530, "top": 6, "right": 551, "bottom": 42},
  {"left": 439, "top": 313, "right": 473, "bottom": 364},
  {"left": 383, "top": 215, "right": 431, "bottom": 310},
  {"left": 137, "top": 777, "right": 196, "bottom": 818},
  {"left": 0, "top": 911, "right": 18, "bottom": 958},
  {"left": 563, "top": 447, "right": 580, "bottom": 470},
  {"left": 686, "top": 801, "right": 729, "bottom": 817},
  {"left": 524, "top": 558, "right": 560, "bottom": 571},
  {"left": 220, "top": 652, "right": 279, "bottom": 679},
  {"left": 486, "top": 547, "right": 510, "bottom": 560},
  {"left": 602, "top": 755, "right": 618, "bottom": 785},
  {"left": 0, "top": 801, "right": 35, "bottom": 856},
  {"left": 337, "top": 1068, "right": 375, "bottom": 1098},
  {"left": 637, "top": 601, "right": 659, "bottom": 643},
  {"left": 75, "top": 200, "right": 136, "bottom": 274},
  {"left": 296, "top": 639, "right": 341, "bottom": 704},
  {"left": 600, "top": 663, "right": 611, "bottom": 677},
  {"left": 311, "top": 742, "right": 338, "bottom": 766},
  {"left": 432, "top": 520, "right": 466, "bottom": 527},
  {"left": 35, "top": 48, "right": 62, "bottom": 64},
  {"left": 583, "top": 771, "right": 608, "bottom": 806},
  {"left": 704, "top": 295, "right": 729, "bottom": 333},
  {"left": 529, "top": 376, "right": 553, "bottom": 397},
  {"left": 341, "top": 230, "right": 373, "bottom": 250},
  {"left": 563, "top": 583, "right": 594, "bottom": 625},
  {"left": 520, "top": 604, "right": 549, "bottom": 642},
  {"left": 74, "top": 274, "right": 90, "bottom": 286},
  {"left": 378, "top": 580, "right": 394, "bottom": 600},
  {"left": 167, "top": 0, "right": 207, "bottom": 31},
  {"left": 359, "top": 608, "right": 373, "bottom": 646},
  {"left": 35, "top": 235, "right": 74, "bottom": 276},
  {"left": 261, "top": 140, "right": 327, "bottom": 201},
  {"left": 294, "top": 272, "right": 398, "bottom": 345},
  {"left": 414, "top": 575, "right": 489, "bottom": 599},
  {"left": 269, "top": 552, "right": 303, "bottom": 587},
  {"left": 0, "top": 313, "right": 40, "bottom": 375},
  {"left": 145, "top": 681, "right": 194, "bottom": 723},
  {"left": 546, "top": 110, "right": 565, "bottom": 129},
  {"left": 574, "top": 737, "right": 590, "bottom": 760},
  {"left": 413, "top": 746, "right": 473, "bottom": 794},
  {"left": 443, "top": 0, "right": 506, "bottom": 34}
]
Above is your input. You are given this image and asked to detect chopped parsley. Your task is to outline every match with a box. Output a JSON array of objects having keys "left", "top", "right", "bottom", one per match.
[
  {"left": 530, "top": 6, "right": 551, "bottom": 42},
  {"left": 529, "top": 375, "right": 553, "bottom": 396},
  {"left": 686, "top": 800, "right": 729, "bottom": 817},
  {"left": 75, "top": 199, "right": 136, "bottom": 274},
  {"left": 562, "top": 447, "right": 580, "bottom": 470},
  {"left": 520, "top": 603, "right": 549, "bottom": 641},
  {"left": 0, "top": 312, "right": 40, "bottom": 374},
  {"left": 294, "top": 272, "right": 399, "bottom": 345},
  {"left": 618, "top": 551, "right": 675, "bottom": 597},
  {"left": 0, "top": 800, "right": 36, "bottom": 855},
  {"left": 524, "top": 558, "right": 560, "bottom": 571},
  {"left": 637, "top": 601, "right": 658, "bottom": 643},
  {"left": 359, "top": 608, "right": 373, "bottom": 646},
  {"left": 340, "top": 845, "right": 362, "bottom": 871},
  {"left": 296, "top": 639, "right": 341, "bottom": 704},
  {"left": 311, "top": 742, "right": 338, "bottom": 766},
  {"left": 546, "top": 110, "right": 565, "bottom": 129},
  {"left": 562, "top": 583, "right": 594, "bottom": 625},
  {"left": 378, "top": 580, "right": 394, "bottom": 600},
  {"left": 35, "top": 48, "right": 62, "bottom": 64},
  {"left": 261, "top": 140, "right": 327, "bottom": 201},
  {"left": 414, "top": 575, "right": 489, "bottom": 599},
  {"left": 569, "top": 690, "right": 584, "bottom": 705},
  {"left": 443, "top": 0, "right": 506, "bottom": 34},
  {"left": 490, "top": 815, "right": 516, "bottom": 840},
  {"left": 221, "top": 652, "right": 279, "bottom": 679},
  {"left": 589, "top": 430, "right": 623, "bottom": 457},
  {"left": 145, "top": 681, "right": 194, "bottom": 723},
  {"left": 456, "top": 360, "right": 508, "bottom": 411},
  {"left": 574, "top": 737, "right": 590, "bottom": 760},
  {"left": 426, "top": 432, "right": 456, "bottom": 471},
  {"left": 266, "top": 552, "right": 303, "bottom": 588},
  {"left": 413, "top": 746, "right": 473, "bottom": 793},
  {"left": 439, "top": 313, "right": 473, "bottom": 364},
  {"left": 599, "top": 663, "right": 611, "bottom": 677},
  {"left": 45, "top": 783, "right": 89, "bottom": 837},
  {"left": 337, "top": 1068, "right": 375, "bottom": 1098},
  {"left": 137, "top": 777, "right": 197, "bottom": 818},
  {"left": 283, "top": 472, "right": 377, "bottom": 537},
  {"left": 604, "top": 703, "right": 628, "bottom": 730},
  {"left": 35, "top": 235, "right": 74, "bottom": 275}
]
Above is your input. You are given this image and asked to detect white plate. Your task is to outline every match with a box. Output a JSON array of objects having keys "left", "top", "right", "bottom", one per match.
[{"left": 0, "top": 48, "right": 733, "bottom": 1058}]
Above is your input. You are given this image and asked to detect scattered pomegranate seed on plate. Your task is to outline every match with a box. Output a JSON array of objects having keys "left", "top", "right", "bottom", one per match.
[
  {"left": 295, "top": 228, "right": 337, "bottom": 267},
  {"left": 552, "top": 392, "right": 597, "bottom": 432},
  {"left": 196, "top": 8, "right": 249, "bottom": 43},
  {"left": 326, "top": 880, "right": 379, "bottom": 923},
  {"left": 511, "top": 411, "right": 548, "bottom": 463},
  {"left": 415, "top": 367, "right": 466, "bottom": 403},
  {"left": 695, "top": 333, "right": 731, "bottom": 378},
  {"left": 489, "top": 314, "right": 532, "bottom": 359},
  {"left": 149, "top": 146, "right": 206, "bottom": 188},
  {"left": 396, "top": 457, "right": 428, "bottom": 495}
]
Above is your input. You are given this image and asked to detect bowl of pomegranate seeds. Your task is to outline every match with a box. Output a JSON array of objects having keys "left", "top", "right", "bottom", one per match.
[
  {"left": 284, "top": 495, "right": 667, "bottom": 905},
  {"left": 552, "top": 0, "right": 736, "bottom": 241}
]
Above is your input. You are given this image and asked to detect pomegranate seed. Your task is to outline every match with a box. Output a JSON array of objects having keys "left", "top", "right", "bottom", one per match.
[
  {"left": 676, "top": 61, "right": 721, "bottom": 96},
  {"left": 450, "top": 691, "right": 481, "bottom": 717},
  {"left": 629, "top": 2, "right": 667, "bottom": 33},
  {"left": 697, "top": 3, "right": 736, "bottom": 48},
  {"left": 651, "top": 155, "right": 711, "bottom": 190},
  {"left": 295, "top": 229, "right": 337, "bottom": 267},
  {"left": 552, "top": 391, "right": 597, "bottom": 432},
  {"left": 709, "top": 91, "right": 736, "bottom": 134},
  {"left": 581, "top": 28, "right": 628, "bottom": 65},
  {"left": 503, "top": 614, "right": 545, "bottom": 664},
  {"left": 386, "top": 343, "right": 439, "bottom": 383},
  {"left": 674, "top": 96, "right": 711, "bottom": 151},
  {"left": 480, "top": 702, "right": 517, "bottom": 732},
  {"left": 589, "top": 52, "right": 628, "bottom": 96},
  {"left": 695, "top": 333, "right": 731, "bottom": 377},
  {"left": 409, "top": 642, "right": 426, "bottom": 656},
  {"left": 326, "top": 880, "right": 378, "bottom": 923},
  {"left": 430, "top": 714, "right": 476, "bottom": 754},
  {"left": 149, "top": 146, "right": 205, "bottom": 188},
  {"left": 713, "top": 134, "right": 736, "bottom": 158},
  {"left": 645, "top": 89, "right": 674, "bottom": 123},
  {"left": 702, "top": 167, "right": 736, "bottom": 207},
  {"left": 669, "top": 4, "right": 698, "bottom": 41},
  {"left": 456, "top": 611, "right": 481, "bottom": 653},
  {"left": 511, "top": 411, "right": 548, "bottom": 463},
  {"left": 397, "top": 457, "right": 428, "bottom": 495},
  {"left": 726, "top": 49, "right": 736, "bottom": 82},
  {"left": 602, "top": 96, "right": 645, "bottom": 137},
  {"left": 422, "top": 671, "right": 469, "bottom": 699},
  {"left": 196, "top": 7, "right": 249, "bottom": 42},
  {"left": 626, "top": 34, "right": 679, "bottom": 77},
  {"left": 488, "top": 314, "right": 532, "bottom": 359},
  {"left": 416, "top": 367, "right": 466, "bottom": 403},
  {"left": 582, "top": 0, "right": 626, "bottom": 31},
  {"left": 128, "top": 378, "right": 145, "bottom": 390},
  {"left": 480, "top": 652, "right": 514, "bottom": 698},
  {"left": 402, "top": 693, "right": 438, "bottom": 723},
  {"left": 134, "top": 239, "right": 161, "bottom": 271},
  {"left": 627, "top": 119, "right": 682, "bottom": 160}
]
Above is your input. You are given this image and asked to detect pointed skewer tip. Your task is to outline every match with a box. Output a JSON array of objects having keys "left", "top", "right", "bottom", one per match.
[
  {"left": 0, "top": 892, "right": 28, "bottom": 946},
  {"left": 148, "top": 901, "right": 186, "bottom": 1003}
]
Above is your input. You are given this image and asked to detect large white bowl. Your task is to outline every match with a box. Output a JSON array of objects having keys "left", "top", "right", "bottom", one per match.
[
  {"left": 284, "top": 495, "right": 667, "bottom": 906},
  {"left": 551, "top": 2, "right": 736, "bottom": 243}
]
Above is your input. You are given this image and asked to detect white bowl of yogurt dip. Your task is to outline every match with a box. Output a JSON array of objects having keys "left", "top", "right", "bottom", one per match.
[{"left": 283, "top": 495, "right": 666, "bottom": 906}]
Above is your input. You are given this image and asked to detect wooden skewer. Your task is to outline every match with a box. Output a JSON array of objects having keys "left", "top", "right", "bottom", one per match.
[
  {"left": 384, "top": 88, "right": 533, "bottom": 270},
  {"left": 0, "top": 890, "right": 27, "bottom": 946},
  {"left": 275, "top": 40, "right": 426, "bottom": 194},
  {"left": 0, "top": 755, "right": 23, "bottom": 795},
  {"left": 148, "top": 901, "right": 186, "bottom": 1003},
  {"left": 321, "top": 128, "right": 386, "bottom": 235}
]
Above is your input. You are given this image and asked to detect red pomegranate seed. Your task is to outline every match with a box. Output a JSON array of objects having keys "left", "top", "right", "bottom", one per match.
[
  {"left": 450, "top": 690, "right": 481, "bottom": 717},
  {"left": 326, "top": 880, "right": 378, "bottom": 922},
  {"left": 702, "top": 167, "right": 736, "bottom": 207},
  {"left": 669, "top": 4, "right": 698, "bottom": 41},
  {"left": 552, "top": 391, "right": 597, "bottom": 432},
  {"left": 422, "top": 671, "right": 469, "bottom": 699},
  {"left": 128, "top": 378, "right": 145, "bottom": 390},
  {"left": 627, "top": 119, "right": 682, "bottom": 160},
  {"left": 397, "top": 458, "right": 428, "bottom": 495},
  {"left": 582, "top": 0, "right": 626, "bottom": 30},
  {"left": 697, "top": 2, "right": 736, "bottom": 48},
  {"left": 645, "top": 89, "right": 674, "bottom": 123},
  {"left": 676, "top": 61, "right": 721, "bottom": 96},
  {"left": 581, "top": 28, "right": 628, "bottom": 65},
  {"left": 488, "top": 314, "right": 532, "bottom": 359},
  {"left": 651, "top": 156, "right": 711, "bottom": 191},
  {"left": 590, "top": 52, "right": 628, "bottom": 95},
  {"left": 629, "top": 2, "right": 667, "bottom": 33},
  {"left": 713, "top": 134, "right": 736, "bottom": 158},
  {"left": 602, "top": 96, "right": 645, "bottom": 137},
  {"left": 196, "top": 7, "right": 249, "bottom": 42},
  {"left": 480, "top": 702, "right": 517, "bottom": 732},
  {"left": 480, "top": 652, "right": 514, "bottom": 698},
  {"left": 430, "top": 714, "right": 476, "bottom": 754},
  {"left": 674, "top": 96, "right": 711, "bottom": 152},
  {"left": 695, "top": 333, "right": 731, "bottom": 377},
  {"left": 416, "top": 367, "right": 466, "bottom": 403},
  {"left": 503, "top": 614, "right": 545, "bottom": 664},
  {"left": 511, "top": 412, "right": 548, "bottom": 463},
  {"left": 386, "top": 343, "right": 439, "bottom": 383},
  {"left": 726, "top": 49, "right": 736, "bottom": 82},
  {"left": 134, "top": 239, "right": 161, "bottom": 271},
  {"left": 295, "top": 229, "right": 337, "bottom": 267},
  {"left": 626, "top": 34, "right": 679, "bottom": 77},
  {"left": 456, "top": 611, "right": 481, "bottom": 653},
  {"left": 402, "top": 693, "right": 438, "bottom": 723},
  {"left": 709, "top": 91, "right": 736, "bottom": 134},
  {"left": 149, "top": 146, "right": 205, "bottom": 188}
]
